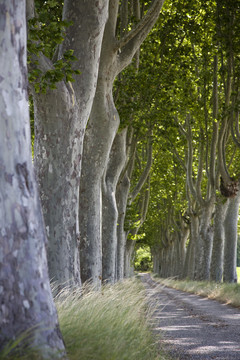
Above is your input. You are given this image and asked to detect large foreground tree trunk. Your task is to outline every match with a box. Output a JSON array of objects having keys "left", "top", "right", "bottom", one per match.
[
  {"left": 33, "top": 0, "right": 109, "bottom": 289},
  {"left": 0, "top": 1, "right": 65, "bottom": 356}
]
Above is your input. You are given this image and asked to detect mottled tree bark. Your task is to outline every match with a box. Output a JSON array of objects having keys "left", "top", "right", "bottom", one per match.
[
  {"left": 195, "top": 202, "right": 214, "bottom": 280},
  {"left": 210, "top": 197, "right": 229, "bottom": 282},
  {"left": 0, "top": 1, "right": 66, "bottom": 356},
  {"left": 183, "top": 214, "right": 199, "bottom": 280},
  {"left": 102, "top": 129, "right": 127, "bottom": 283},
  {"left": 33, "top": 0, "right": 109, "bottom": 289}
]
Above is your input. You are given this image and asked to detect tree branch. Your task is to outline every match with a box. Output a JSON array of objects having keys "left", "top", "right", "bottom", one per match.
[
  {"left": 195, "top": 130, "right": 205, "bottom": 206},
  {"left": 185, "top": 115, "right": 197, "bottom": 200},
  {"left": 120, "top": 0, "right": 128, "bottom": 36},
  {"left": 26, "top": 0, "right": 35, "bottom": 20},
  {"left": 117, "top": 0, "right": 165, "bottom": 72},
  {"left": 129, "top": 134, "right": 153, "bottom": 203},
  {"left": 209, "top": 120, "right": 219, "bottom": 189}
]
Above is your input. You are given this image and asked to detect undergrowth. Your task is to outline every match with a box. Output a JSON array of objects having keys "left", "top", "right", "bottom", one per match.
[
  {"left": 56, "top": 278, "right": 169, "bottom": 360},
  {"left": 0, "top": 278, "right": 172, "bottom": 360},
  {"left": 154, "top": 276, "right": 240, "bottom": 308}
]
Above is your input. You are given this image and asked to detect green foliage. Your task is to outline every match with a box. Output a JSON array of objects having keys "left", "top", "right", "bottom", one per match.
[
  {"left": 135, "top": 246, "right": 153, "bottom": 272},
  {"left": 27, "top": 1, "right": 81, "bottom": 93},
  {"left": 116, "top": 0, "right": 240, "bottom": 253}
]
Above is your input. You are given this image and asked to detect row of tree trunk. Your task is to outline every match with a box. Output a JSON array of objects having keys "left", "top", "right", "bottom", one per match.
[
  {"left": 1, "top": 0, "right": 164, "bottom": 356},
  {"left": 153, "top": 188, "right": 239, "bottom": 283}
]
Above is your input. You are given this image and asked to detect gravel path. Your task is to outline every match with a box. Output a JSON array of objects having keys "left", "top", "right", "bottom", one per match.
[{"left": 140, "top": 274, "right": 240, "bottom": 360}]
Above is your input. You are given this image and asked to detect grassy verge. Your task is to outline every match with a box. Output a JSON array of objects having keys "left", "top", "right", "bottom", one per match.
[
  {"left": 153, "top": 275, "right": 240, "bottom": 308},
  {"left": 0, "top": 278, "right": 173, "bottom": 360},
  {"left": 56, "top": 277, "right": 171, "bottom": 360}
]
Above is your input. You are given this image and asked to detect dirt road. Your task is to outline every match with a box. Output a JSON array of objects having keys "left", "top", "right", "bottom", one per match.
[{"left": 140, "top": 274, "right": 240, "bottom": 360}]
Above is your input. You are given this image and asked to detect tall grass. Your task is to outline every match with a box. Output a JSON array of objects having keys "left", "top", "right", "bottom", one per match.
[
  {"left": 154, "top": 276, "right": 240, "bottom": 308},
  {"left": 1, "top": 278, "right": 172, "bottom": 360},
  {"left": 56, "top": 278, "right": 169, "bottom": 360}
]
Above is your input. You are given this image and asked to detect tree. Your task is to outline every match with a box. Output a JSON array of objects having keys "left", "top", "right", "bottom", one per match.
[
  {"left": 79, "top": 0, "right": 165, "bottom": 287},
  {"left": 0, "top": 1, "right": 66, "bottom": 357},
  {"left": 30, "top": 0, "right": 109, "bottom": 289}
]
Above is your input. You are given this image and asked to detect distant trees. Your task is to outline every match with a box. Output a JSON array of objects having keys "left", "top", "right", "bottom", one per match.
[{"left": 136, "top": 0, "right": 240, "bottom": 283}]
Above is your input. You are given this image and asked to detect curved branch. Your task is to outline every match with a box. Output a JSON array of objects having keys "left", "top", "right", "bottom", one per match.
[
  {"left": 142, "top": 176, "right": 151, "bottom": 223},
  {"left": 209, "top": 120, "right": 219, "bottom": 189},
  {"left": 196, "top": 130, "right": 205, "bottom": 206},
  {"left": 117, "top": 0, "right": 164, "bottom": 50},
  {"left": 129, "top": 134, "right": 153, "bottom": 203},
  {"left": 117, "top": 0, "right": 165, "bottom": 72},
  {"left": 107, "top": 0, "right": 120, "bottom": 39},
  {"left": 118, "top": 135, "right": 137, "bottom": 186},
  {"left": 186, "top": 116, "right": 197, "bottom": 199},
  {"left": 172, "top": 145, "right": 186, "bottom": 171}
]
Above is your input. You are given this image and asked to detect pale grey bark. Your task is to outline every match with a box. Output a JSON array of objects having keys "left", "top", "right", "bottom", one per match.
[
  {"left": 116, "top": 174, "right": 131, "bottom": 280},
  {"left": 223, "top": 188, "right": 240, "bottom": 282},
  {"left": 176, "top": 224, "right": 189, "bottom": 278},
  {"left": 124, "top": 239, "right": 135, "bottom": 278},
  {"left": 102, "top": 129, "right": 127, "bottom": 283},
  {"left": 183, "top": 214, "right": 199, "bottom": 280},
  {"left": 0, "top": 1, "right": 65, "bottom": 356},
  {"left": 116, "top": 135, "right": 137, "bottom": 280},
  {"left": 210, "top": 196, "right": 229, "bottom": 282},
  {"left": 152, "top": 243, "right": 161, "bottom": 274},
  {"left": 194, "top": 202, "right": 214, "bottom": 280},
  {"left": 33, "top": 0, "right": 109, "bottom": 289},
  {"left": 79, "top": 0, "right": 165, "bottom": 286}
]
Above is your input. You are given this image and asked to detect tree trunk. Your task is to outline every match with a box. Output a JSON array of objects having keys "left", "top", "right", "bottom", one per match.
[
  {"left": 79, "top": 0, "right": 164, "bottom": 285},
  {"left": 116, "top": 174, "right": 131, "bottom": 280},
  {"left": 183, "top": 214, "right": 198, "bottom": 279},
  {"left": 102, "top": 129, "right": 127, "bottom": 283},
  {"left": 34, "top": 85, "right": 82, "bottom": 289},
  {"left": 152, "top": 245, "right": 161, "bottom": 275},
  {"left": 33, "top": 0, "right": 109, "bottom": 289},
  {"left": 124, "top": 239, "right": 136, "bottom": 278},
  {"left": 179, "top": 226, "right": 189, "bottom": 278},
  {"left": 79, "top": 73, "right": 120, "bottom": 286},
  {"left": 116, "top": 135, "right": 136, "bottom": 281},
  {"left": 223, "top": 187, "right": 240, "bottom": 282},
  {"left": 0, "top": 1, "right": 66, "bottom": 356},
  {"left": 195, "top": 202, "right": 214, "bottom": 280},
  {"left": 210, "top": 196, "right": 229, "bottom": 282}
]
